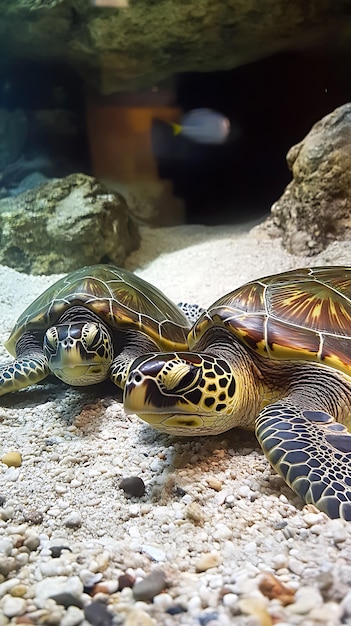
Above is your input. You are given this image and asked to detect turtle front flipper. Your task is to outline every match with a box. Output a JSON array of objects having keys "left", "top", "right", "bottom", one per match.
[
  {"left": 256, "top": 403, "right": 351, "bottom": 520},
  {"left": 0, "top": 351, "right": 49, "bottom": 396}
]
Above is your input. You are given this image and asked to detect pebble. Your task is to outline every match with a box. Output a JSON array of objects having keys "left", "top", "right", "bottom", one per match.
[
  {"left": 120, "top": 476, "right": 146, "bottom": 497},
  {"left": 258, "top": 572, "right": 295, "bottom": 605},
  {"left": 118, "top": 573, "right": 135, "bottom": 590},
  {"left": 132, "top": 569, "right": 167, "bottom": 601},
  {"left": 186, "top": 501, "right": 204, "bottom": 524},
  {"left": 287, "top": 586, "right": 323, "bottom": 614},
  {"left": 2, "top": 595, "right": 26, "bottom": 617},
  {"left": 23, "top": 535, "right": 41, "bottom": 551},
  {"left": 206, "top": 477, "right": 223, "bottom": 491},
  {"left": 63, "top": 512, "right": 82, "bottom": 528},
  {"left": 60, "top": 606, "right": 85, "bottom": 626},
  {"left": 9, "top": 584, "right": 28, "bottom": 597},
  {"left": 23, "top": 510, "right": 44, "bottom": 525},
  {"left": 1, "top": 451, "right": 22, "bottom": 467},
  {"left": 84, "top": 600, "right": 114, "bottom": 626},
  {"left": 0, "top": 557, "right": 17, "bottom": 577},
  {"left": 49, "top": 592, "right": 84, "bottom": 609},
  {"left": 125, "top": 608, "right": 156, "bottom": 626},
  {"left": 195, "top": 552, "right": 221, "bottom": 572},
  {"left": 141, "top": 544, "right": 166, "bottom": 562}
]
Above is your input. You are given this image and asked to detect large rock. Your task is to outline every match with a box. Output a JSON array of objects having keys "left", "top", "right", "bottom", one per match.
[
  {"left": 0, "top": 1, "right": 348, "bottom": 94},
  {"left": 0, "top": 173, "right": 139, "bottom": 274},
  {"left": 260, "top": 103, "right": 351, "bottom": 255}
]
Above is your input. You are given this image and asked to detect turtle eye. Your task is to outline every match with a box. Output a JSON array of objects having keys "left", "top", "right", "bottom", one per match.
[
  {"left": 44, "top": 327, "right": 59, "bottom": 355},
  {"left": 81, "top": 322, "right": 101, "bottom": 348}
]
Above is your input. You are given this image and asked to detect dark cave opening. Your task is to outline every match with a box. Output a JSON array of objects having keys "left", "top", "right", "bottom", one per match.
[
  {"left": 1, "top": 49, "right": 350, "bottom": 226},
  {"left": 154, "top": 49, "right": 351, "bottom": 225}
]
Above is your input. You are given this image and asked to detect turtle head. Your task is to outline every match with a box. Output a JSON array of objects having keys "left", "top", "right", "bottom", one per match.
[
  {"left": 124, "top": 352, "right": 239, "bottom": 436},
  {"left": 44, "top": 322, "right": 114, "bottom": 386}
]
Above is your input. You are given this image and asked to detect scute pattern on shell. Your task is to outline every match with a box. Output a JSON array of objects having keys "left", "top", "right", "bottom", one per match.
[
  {"left": 190, "top": 266, "right": 351, "bottom": 376},
  {"left": 5, "top": 265, "right": 191, "bottom": 356}
]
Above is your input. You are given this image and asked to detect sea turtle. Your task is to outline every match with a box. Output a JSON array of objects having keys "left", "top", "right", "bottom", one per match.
[
  {"left": 124, "top": 266, "right": 351, "bottom": 520},
  {"left": 0, "top": 264, "right": 193, "bottom": 396}
]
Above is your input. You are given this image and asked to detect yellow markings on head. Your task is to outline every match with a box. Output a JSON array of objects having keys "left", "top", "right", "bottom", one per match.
[{"left": 162, "top": 361, "right": 194, "bottom": 390}]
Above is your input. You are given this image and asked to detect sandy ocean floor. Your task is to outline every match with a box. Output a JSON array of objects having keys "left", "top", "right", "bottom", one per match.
[{"left": 1, "top": 222, "right": 351, "bottom": 625}]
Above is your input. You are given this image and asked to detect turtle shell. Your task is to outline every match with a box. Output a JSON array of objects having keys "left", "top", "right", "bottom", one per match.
[
  {"left": 189, "top": 266, "right": 351, "bottom": 377},
  {"left": 6, "top": 265, "right": 191, "bottom": 356}
]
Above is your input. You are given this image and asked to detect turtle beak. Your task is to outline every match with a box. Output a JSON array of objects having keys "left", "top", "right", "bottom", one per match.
[{"left": 53, "top": 364, "right": 108, "bottom": 385}]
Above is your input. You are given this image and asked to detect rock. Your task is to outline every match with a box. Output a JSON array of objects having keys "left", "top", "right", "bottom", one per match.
[
  {"left": 258, "top": 572, "right": 295, "bottom": 605},
  {"left": 23, "top": 511, "right": 44, "bottom": 526},
  {"left": 195, "top": 552, "right": 221, "bottom": 573},
  {"left": 84, "top": 601, "right": 114, "bottom": 626},
  {"left": 1, "top": 451, "right": 22, "bottom": 467},
  {"left": 132, "top": 569, "right": 167, "bottom": 601},
  {"left": 118, "top": 573, "right": 135, "bottom": 591},
  {"left": 0, "top": 3, "right": 348, "bottom": 94},
  {"left": 23, "top": 535, "right": 40, "bottom": 552},
  {"left": 125, "top": 608, "right": 156, "bottom": 626},
  {"left": 119, "top": 476, "right": 146, "bottom": 498},
  {"left": 260, "top": 103, "right": 351, "bottom": 255},
  {"left": 60, "top": 606, "right": 84, "bottom": 626},
  {"left": 287, "top": 586, "right": 323, "bottom": 615},
  {"left": 2, "top": 595, "right": 26, "bottom": 618},
  {"left": 63, "top": 512, "right": 82, "bottom": 529},
  {"left": 50, "top": 592, "right": 84, "bottom": 609},
  {"left": 0, "top": 173, "right": 139, "bottom": 274},
  {"left": 185, "top": 501, "right": 204, "bottom": 525}
]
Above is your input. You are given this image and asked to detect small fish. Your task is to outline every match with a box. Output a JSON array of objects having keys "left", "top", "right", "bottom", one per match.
[{"left": 172, "top": 108, "right": 231, "bottom": 145}]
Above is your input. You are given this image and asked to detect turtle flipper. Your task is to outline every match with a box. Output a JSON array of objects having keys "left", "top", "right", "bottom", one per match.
[
  {"left": 256, "top": 402, "right": 351, "bottom": 520},
  {"left": 0, "top": 354, "right": 49, "bottom": 396}
]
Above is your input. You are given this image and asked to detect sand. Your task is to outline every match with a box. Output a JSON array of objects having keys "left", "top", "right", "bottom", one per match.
[{"left": 1, "top": 222, "right": 351, "bottom": 625}]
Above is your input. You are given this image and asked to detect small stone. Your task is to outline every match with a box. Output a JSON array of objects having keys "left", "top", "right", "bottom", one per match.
[
  {"left": 119, "top": 476, "right": 146, "bottom": 497},
  {"left": 84, "top": 601, "right": 114, "bottom": 626},
  {"left": 50, "top": 592, "right": 84, "bottom": 609},
  {"left": 9, "top": 584, "right": 28, "bottom": 598},
  {"left": 287, "top": 586, "right": 323, "bottom": 615},
  {"left": 195, "top": 553, "right": 221, "bottom": 573},
  {"left": 0, "top": 539, "right": 12, "bottom": 557},
  {"left": 132, "top": 569, "right": 167, "bottom": 601},
  {"left": 23, "top": 535, "right": 40, "bottom": 551},
  {"left": 64, "top": 512, "right": 82, "bottom": 528},
  {"left": 50, "top": 545, "right": 72, "bottom": 558},
  {"left": 2, "top": 595, "right": 26, "bottom": 617},
  {"left": 206, "top": 477, "right": 222, "bottom": 491},
  {"left": 166, "top": 604, "right": 187, "bottom": 615},
  {"left": 258, "top": 572, "right": 295, "bottom": 605},
  {"left": 1, "top": 507, "right": 14, "bottom": 521},
  {"left": 303, "top": 512, "right": 327, "bottom": 527},
  {"left": 1, "top": 451, "right": 22, "bottom": 467},
  {"left": 185, "top": 501, "right": 204, "bottom": 524},
  {"left": 80, "top": 570, "right": 103, "bottom": 588},
  {"left": 91, "top": 581, "right": 118, "bottom": 595},
  {"left": 142, "top": 544, "right": 166, "bottom": 562},
  {"left": 238, "top": 597, "right": 271, "bottom": 625},
  {"left": 0, "top": 557, "right": 17, "bottom": 577},
  {"left": 23, "top": 510, "right": 44, "bottom": 525},
  {"left": 60, "top": 606, "right": 84, "bottom": 626},
  {"left": 125, "top": 608, "right": 156, "bottom": 626},
  {"left": 118, "top": 573, "right": 135, "bottom": 590}
]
